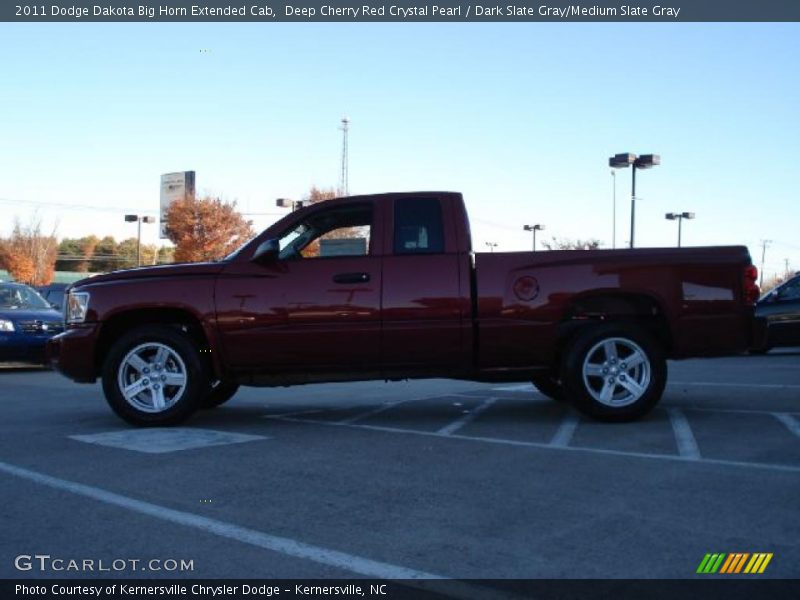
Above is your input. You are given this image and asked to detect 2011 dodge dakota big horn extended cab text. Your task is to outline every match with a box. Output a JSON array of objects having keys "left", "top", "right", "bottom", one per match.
[{"left": 48, "top": 192, "right": 760, "bottom": 426}]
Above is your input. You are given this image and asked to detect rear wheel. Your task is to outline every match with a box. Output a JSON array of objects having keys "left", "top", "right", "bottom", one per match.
[
  {"left": 102, "top": 325, "right": 207, "bottom": 426},
  {"left": 561, "top": 323, "right": 666, "bottom": 422}
]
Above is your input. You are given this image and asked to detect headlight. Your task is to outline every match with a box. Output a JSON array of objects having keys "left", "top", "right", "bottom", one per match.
[
  {"left": 0, "top": 319, "right": 14, "bottom": 332},
  {"left": 66, "top": 291, "right": 90, "bottom": 323}
]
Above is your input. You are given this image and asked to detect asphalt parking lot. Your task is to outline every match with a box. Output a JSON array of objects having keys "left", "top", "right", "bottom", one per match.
[{"left": 0, "top": 351, "right": 798, "bottom": 581}]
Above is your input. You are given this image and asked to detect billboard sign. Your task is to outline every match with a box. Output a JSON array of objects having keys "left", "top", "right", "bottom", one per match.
[{"left": 159, "top": 171, "right": 195, "bottom": 239}]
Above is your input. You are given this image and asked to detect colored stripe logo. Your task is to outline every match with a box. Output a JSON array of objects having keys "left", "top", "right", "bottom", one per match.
[{"left": 696, "top": 553, "right": 772, "bottom": 574}]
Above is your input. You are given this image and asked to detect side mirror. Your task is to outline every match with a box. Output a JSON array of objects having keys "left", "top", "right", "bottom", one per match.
[
  {"left": 50, "top": 303, "right": 60, "bottom": 310},
  {"left": 251, "top": 238, "right": 280, "bottom": 264}
]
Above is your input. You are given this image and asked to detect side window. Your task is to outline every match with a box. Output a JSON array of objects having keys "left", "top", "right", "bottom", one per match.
[
  {"left": 278, "top": 204, "right": 372, "bottom": 260},
  {"left": 394, "top": 198, "right": 444, "bottom": 255},
  {"left": 777, "top": 277, "right": 800, "bottom": 301}
]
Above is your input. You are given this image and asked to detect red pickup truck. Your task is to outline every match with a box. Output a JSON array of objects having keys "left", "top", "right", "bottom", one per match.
[{"left": 49, "top": 192, "right": 759, "bottom": 426}]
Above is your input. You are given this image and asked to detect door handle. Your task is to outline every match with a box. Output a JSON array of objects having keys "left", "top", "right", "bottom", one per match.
[{"left": 333, "top": 272, "right": 370, "bottom": 284}]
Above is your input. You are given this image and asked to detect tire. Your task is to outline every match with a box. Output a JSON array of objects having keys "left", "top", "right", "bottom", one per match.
[
  {"left": 201, "top": 381, "right": 240, "bottom": 409},
  {"left": 560, "top": 323, "right": 667, "bottom": 422},
  {"left": 102, "top": 325, "right": 208, "bottom": 426},
  {"left": 531, "top": 372, "right": 566, "bottom": 402}
]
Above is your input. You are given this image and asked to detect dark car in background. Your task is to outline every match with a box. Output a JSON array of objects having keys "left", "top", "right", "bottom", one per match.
[
  {"left": 754, "top": 273, "right": 800, "bottom": 353},
  {"left": 0, "top": 282, "right": 64, "bottom": 364},
  {"left": 36, "top": 282, "right": 69, "bottom": 311}
]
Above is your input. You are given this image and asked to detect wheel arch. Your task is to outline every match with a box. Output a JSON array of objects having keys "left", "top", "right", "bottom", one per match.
[
  {"left": 557, "top": 291, "right": 673, "bottom": 360},
  {"left": 95, "top": 308, "right": 221, "bottom": 380}
]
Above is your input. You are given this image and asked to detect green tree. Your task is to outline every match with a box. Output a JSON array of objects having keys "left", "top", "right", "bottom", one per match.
[
  {"left": 55, "top": 238, "right": 84, "bottom": 271},
  {"left": 92, "top": 236, "right": 120, "bottom": 272}
]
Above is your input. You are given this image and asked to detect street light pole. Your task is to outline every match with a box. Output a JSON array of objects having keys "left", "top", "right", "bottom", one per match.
[
  {"left": 609, "top": 153, "right": 660, "bottom": 249},
  {"left": 276, "top": 198, "right": 305, "bottom": 211},
  {"left": 137, "top": 219, "right": 142, "bottom": 266},
  {"left": 611, "top": 170, "right": 616, "bottom": 249},
  {"left": 630, "top": 165, "right": 636, "bottom": 249},
  {"left": 665, "top": 212, "right": 695, "bottom": 247},
  {"left": 523, "top": 224, "right": 545, "bottom": 252},
  {"left": 125, "top": 215, "right": 156, "bottom": 267}
]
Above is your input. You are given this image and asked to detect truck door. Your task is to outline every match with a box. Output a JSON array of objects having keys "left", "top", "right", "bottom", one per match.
[
  {"left": 381, "top": 196, "right": 468, "bottom": 373},
  {"left": 216, "top": 202, "right": 382, "bottom": 374}
]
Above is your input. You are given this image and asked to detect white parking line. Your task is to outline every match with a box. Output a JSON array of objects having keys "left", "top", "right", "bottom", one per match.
[
  {"left": 493, "top": 384, "right": 534, "bottom": 392},
  {"left": 339, "top": 393, "right": 491, "bottom": 425},
  {"left": 437, "top": 398, "right": 497, "bottom": 436},
  {"left": 668, "top": 381, "right": 800, "bottom": 390},
  {"left": 668, "top": 408, "right": 701, "bottom": 460},
  {"left": 261, "top": 409, "right": 327, "bottom": 419},
  {"left": 675, "top": 405, "right": 800, "bottom": 416},
  {"left": 0, "top": 461, "right": 527, "bottom": 600},
  {"left": 269, "top": 416, "right": 800, "bottom": 475},
  {"left": 70, "top": 428, "right": 268, "bottom": 454},
  {"left": 774, "top": 413, "right": 800, "bottom": 439},
  {"left": 549, "top": 413, "right": 580, "bottom": 448},
  {"left": 0, "top": 460, "right": 441, "bottom": 579},
  {"left": 497, "top": 381, "right": 800, "bottom": 391}
]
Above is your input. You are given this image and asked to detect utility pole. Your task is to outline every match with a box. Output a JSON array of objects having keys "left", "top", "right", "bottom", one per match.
[
  {"left": 339, "top": 117, "right": 350, "bottom": 196},
  {"left": 785, "top": 258, "right": 790, "bottom": 279},
  {"left": 759, "top": 239, "right": 772, "bottom": 288},
  {"left": 611, "top": 170, "right": 616, "bottom": 249}
]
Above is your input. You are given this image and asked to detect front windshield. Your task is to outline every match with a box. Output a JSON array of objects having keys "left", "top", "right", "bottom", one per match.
[{"left": 0, "top": 284, "right": 51, "bottom": 310}]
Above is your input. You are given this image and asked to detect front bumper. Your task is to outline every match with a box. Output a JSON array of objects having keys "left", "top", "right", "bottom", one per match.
[
  {"left": 46, "top": 324, "right": 100, "bottom": 383},
  {"left": 0, "top": 332, "right": 53, "bottom": 364}
]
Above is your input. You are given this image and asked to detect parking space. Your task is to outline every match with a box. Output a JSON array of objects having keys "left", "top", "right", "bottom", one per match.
[{"left": 0, "top": 351, "right": 798, "bottom": 580}]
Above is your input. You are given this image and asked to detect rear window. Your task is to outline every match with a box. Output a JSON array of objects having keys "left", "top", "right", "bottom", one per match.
[{"left": 394, "top": 198, "right": 444, "bottom": 255}]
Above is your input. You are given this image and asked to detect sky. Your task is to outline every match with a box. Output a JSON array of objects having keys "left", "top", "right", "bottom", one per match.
[{"left": 0, "top": 22, "right": 798, "bottom": 280}]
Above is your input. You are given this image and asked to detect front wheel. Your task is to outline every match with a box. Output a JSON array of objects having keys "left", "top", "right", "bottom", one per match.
[
  {"left": 560, "top": 324, "right": 666, "bottom": 422},
  {"left": 102, "top": 325, "right": 207, "bottom": 426}
]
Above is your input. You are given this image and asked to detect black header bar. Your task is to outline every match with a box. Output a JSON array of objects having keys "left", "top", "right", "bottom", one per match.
[{"left": 4, "top": 0, "right": 800, "bottom": 22}]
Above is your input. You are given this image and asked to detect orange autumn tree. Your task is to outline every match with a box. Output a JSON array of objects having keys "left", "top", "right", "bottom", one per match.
[
  {"left": 165, "top": 195, "right": 254, "bottom": 263},
  {"left": 0, "top": 217, "right": 58, "bottom": 285}
]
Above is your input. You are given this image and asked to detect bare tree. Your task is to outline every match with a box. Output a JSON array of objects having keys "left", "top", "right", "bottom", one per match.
[{"left": 541, "top": 236, "right": 602, "bottom": 251}]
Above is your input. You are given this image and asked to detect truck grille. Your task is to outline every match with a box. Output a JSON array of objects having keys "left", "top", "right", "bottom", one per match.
[{"left": 18, "top": 320, "right": 64, "bottom": 334}]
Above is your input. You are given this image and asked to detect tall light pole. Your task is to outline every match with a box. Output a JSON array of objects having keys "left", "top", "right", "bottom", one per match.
[
  {"left": 611, "top": 170, "right": 617, "bottom": 249},
  {"left": 125, "top": 214, "right": 156, "bottom": 267},
  {"left": 485, "top": 242, "right": 498, "bottom": 253},
  {"left": 608, "top": 153, "right": 660, "bottom": 248},
  {"left": 665, "top": 212, "right": 695, "bottom": 247},
  {"left": 523, "top": 224, "right": 545, "bottom": 251}
]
